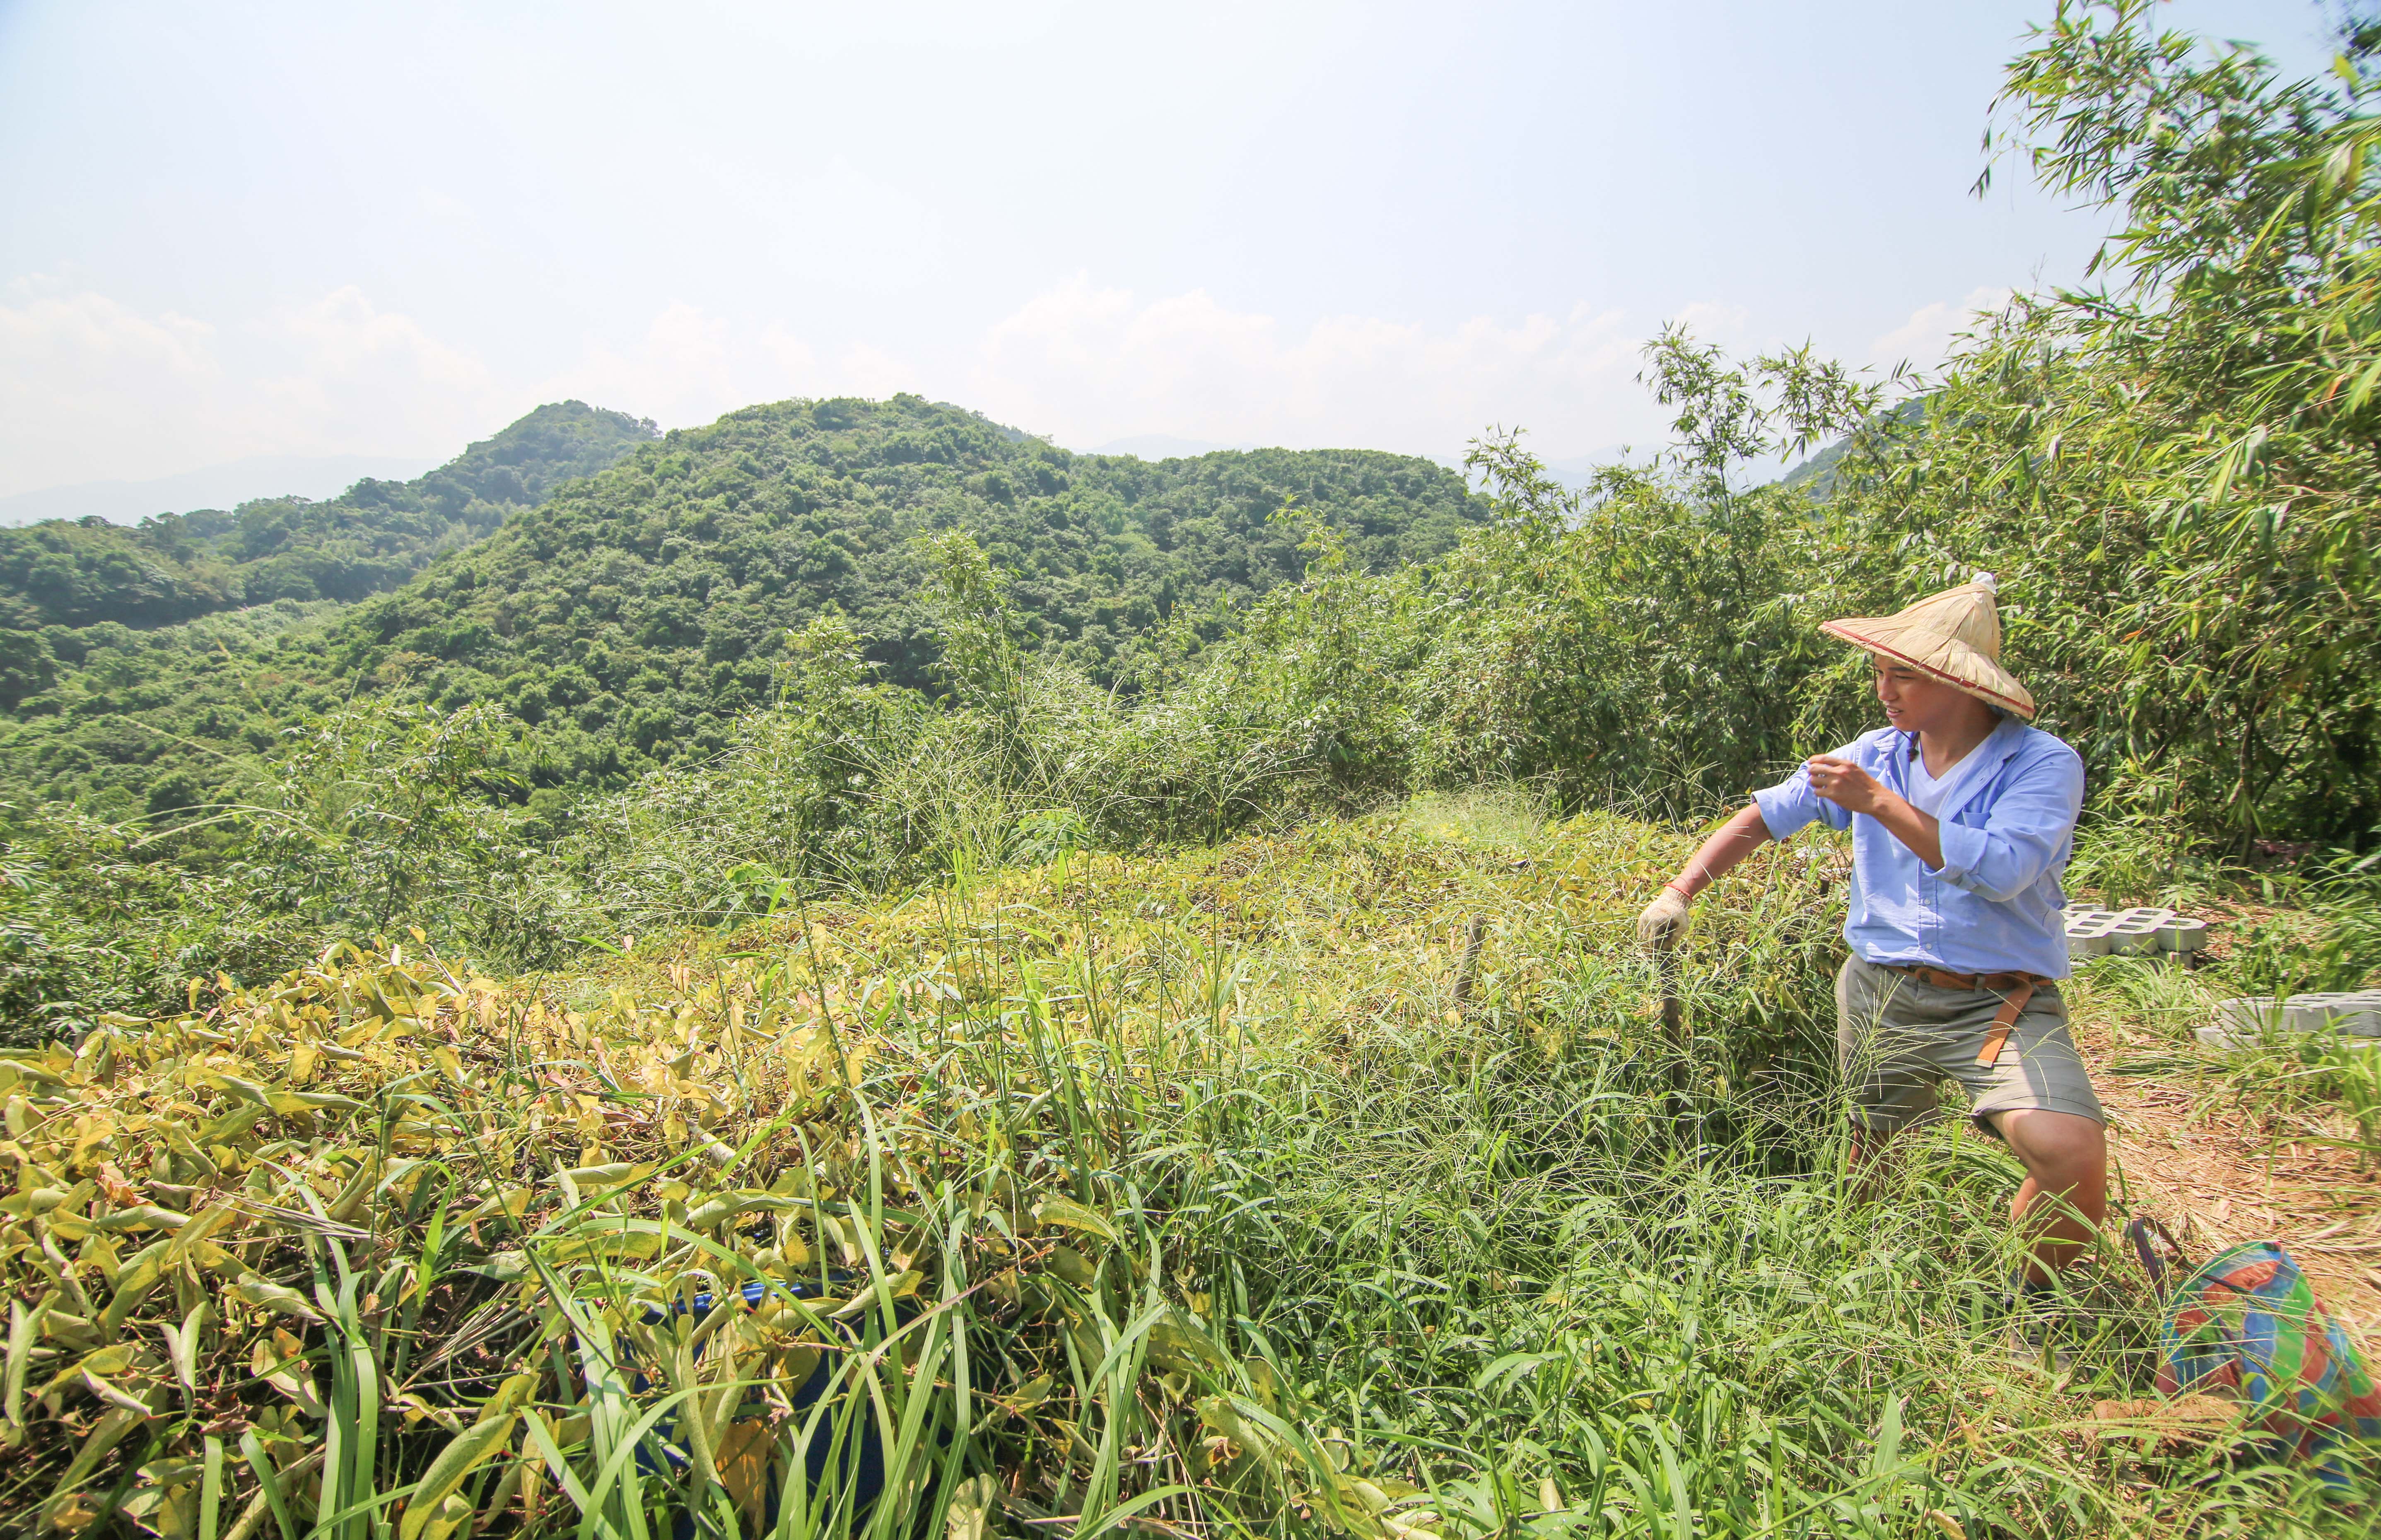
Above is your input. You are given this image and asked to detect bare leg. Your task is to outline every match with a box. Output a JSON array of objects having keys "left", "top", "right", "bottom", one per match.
[
  {"left": 1989, "top": 1108, "right": 2108, "bottom": 1283},
  {"left": 1847, "top": 1123, "right": 1904, "bottom": 1201}
]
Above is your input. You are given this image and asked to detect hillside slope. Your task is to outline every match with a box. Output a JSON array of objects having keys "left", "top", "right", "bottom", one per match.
[
  {"left": 333, "top": 397, "right": 1483, "bottom": 782},
  {"left": 0, "top": 453, "right": 441, "bottom": 528},
  {"left": 1776, "top": 397, "right": 1926, "bottom": 499},
  {"left": 0, "top": 395, "right": 1485, "bottom": 807},
  {"left": 0, "top": 401, "right": 657, "bottom": 632},
  {"left": 17, "top": 799, "right": 2354, "bottom": 1536}
]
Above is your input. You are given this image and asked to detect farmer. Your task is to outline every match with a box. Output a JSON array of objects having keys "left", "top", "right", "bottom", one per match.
[{"left": 1634, "top": 574, "right": 2104, "bottom": 1326}]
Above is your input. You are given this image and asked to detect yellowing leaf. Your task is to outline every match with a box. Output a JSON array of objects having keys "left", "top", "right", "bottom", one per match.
[
  {"left": 229, "top": 1279, "right": 323, "bottom": 1323},
  {"left": 1046, "top": 1245, "right": 1098, "bottom": 1289},
  {"left": 1148, "top": 1311, "right": 1226, "bottom": 1376},
  {"left": 89, "top": 1205, "right": 188, "bottom": 1234},
  {"left": 1031, "top": 1195, "right": 1119, "bottom": 1245},
  {"left": 1001, "top": 1374, "right": 1053, "bottom": 1415},
  {"left": 946, "top": 1473, "right": 998, "bottom": 1540},
  {"left": 266, "top": 1365, "right": 326, "bottom": 1418},
  {"left": 553, "top": 1162, "right": 652, "bottom": 1206},
  {"left": 459, "top": 1188, "right": 532, "bottom": 1224},
  {"left": 398, "top": 1407, "right": 521, "bottom": 1540}
]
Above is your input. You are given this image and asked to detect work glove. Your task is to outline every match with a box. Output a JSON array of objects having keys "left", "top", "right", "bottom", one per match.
[{"left": 1636, "top": 887, "right": 1690, "bottom": 952}]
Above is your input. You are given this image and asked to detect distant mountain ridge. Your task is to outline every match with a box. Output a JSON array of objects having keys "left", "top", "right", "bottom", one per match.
[
  {"left": 1779, "top": 398, "right": 1927, "bottom": 498},
  {"left": 0, "top": 455, "right": 445, "bottom": 529},
  {"left": 0, "top": 402, "right": 658, "bottom": 631},
  {"left": 0, "top": 395, "right": 1487, "bottom": 810},
  {"left": 326, "top": 394, "right": 1489, "bottom": 783},
  {"left": 1090, "top": 433, "right": 1262, "bottom": 459}
]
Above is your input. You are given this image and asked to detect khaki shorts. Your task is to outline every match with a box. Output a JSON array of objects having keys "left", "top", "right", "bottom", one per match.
[{"left": 1835, "top": 955, "right": 2106, "bottom": 1138}]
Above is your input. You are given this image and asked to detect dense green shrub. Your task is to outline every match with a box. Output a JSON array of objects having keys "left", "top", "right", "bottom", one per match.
[
  {"left": 13, "top": 2, "right": 2381, "bottom": 1034},
  {"left": 1816, "top": 0, "right": 2381, "bottom": 845},
  {"left": 0, "top": 401, "right": 654, "bottom": 631},
  {"left": 0, "top": 398, "right": 1485, "bottom": 818}
]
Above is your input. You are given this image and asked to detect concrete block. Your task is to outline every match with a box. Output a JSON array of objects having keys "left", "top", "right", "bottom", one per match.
[
  {"left": 2210, "top": 996, "right": 2285, "bottom": 1035},
  {"left": 2107, "top": 921, "right": 2164, "bottom": 957},
  {"left": 2284, "top": 992, "right": 2362, "bottom": 1032},
  {"left": 2064, "top": 910, "right": 2119, "bottom": 959},
  {"left": 2338, "top": 991, "right": 2381, "bottom": 1037}
]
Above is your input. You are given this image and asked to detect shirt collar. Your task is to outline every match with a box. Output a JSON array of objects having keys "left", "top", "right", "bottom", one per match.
[{"left": 1931, "top": 716, "right": 2029, "bottom": 823}]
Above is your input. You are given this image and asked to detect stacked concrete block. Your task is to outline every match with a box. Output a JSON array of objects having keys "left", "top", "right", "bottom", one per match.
[
  {"left": 2198, "top": 990, "right": 2381, "bottom": 1048},
  {"left": 2062, "top": 905, "right": 2207, "bottom": 959}
]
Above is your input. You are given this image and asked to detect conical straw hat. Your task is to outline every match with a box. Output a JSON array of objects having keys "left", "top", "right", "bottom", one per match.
[{"left": 1819, "top": 573, "right": 2036, "bottom": 719}]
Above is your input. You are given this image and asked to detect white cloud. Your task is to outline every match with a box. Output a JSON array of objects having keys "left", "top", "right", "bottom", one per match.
[
  {"left": 532, "top": 303, "right": 926, "bottom": 429},
  {"left": 1669, "top": 300, "right": 1752, "bottom": 340},
  {"left": 1867, "top": 286, "right": 2012, "bottom": 374},
  {"left": 537, "top": 302, "right": 753, "bottom": 427},
  {"left": 256, "top": 286, "right": 507, "bottom": 456},
  {"left": 0, "top": 278, "right": 519, "bottom": 497},
  {"left": 277, "top": 286, "right": 489, "bottom": 389},
  {"left": 969, "top": 275, "right": 1657, "bottom": 461},
  {"left": 0, "top": 284, "right": 215, "bottom": 378},
  {"left": 0, "top": 284, "right": 855, "bottom": 499},
  {"left": 0, "top": 280, "right": 232, "bottom": 493},
  {"left": 0, "top": 274, "right": 1800, "bottom": 501}
]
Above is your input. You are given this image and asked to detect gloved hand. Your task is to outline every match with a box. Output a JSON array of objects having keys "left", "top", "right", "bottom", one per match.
[{"left": 1636, "top": 887, "right": 1691, "bottom": 951}]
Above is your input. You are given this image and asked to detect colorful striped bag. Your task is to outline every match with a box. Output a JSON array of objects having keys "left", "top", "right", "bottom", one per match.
[{"left": 2131, "top": 1220, "right": 2381, "bottom": 1482}]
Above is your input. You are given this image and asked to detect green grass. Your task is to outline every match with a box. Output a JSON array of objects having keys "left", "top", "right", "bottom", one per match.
[{"left": 5, "top": 795, "right": 2375, "bottom": 1536}]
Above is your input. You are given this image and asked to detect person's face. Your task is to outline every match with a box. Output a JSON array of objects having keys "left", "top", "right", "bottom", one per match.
[{"left": 1870, "top": 656, "right": 1982, "bottom": 736}]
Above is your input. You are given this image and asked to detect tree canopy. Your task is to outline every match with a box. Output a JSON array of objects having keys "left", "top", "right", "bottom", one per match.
[
  {"left": 0, "top": 395, "right": 1485, "bottom": 813},
  {"left": 0, "top": 401, "right": 657, "bottom": 632}
]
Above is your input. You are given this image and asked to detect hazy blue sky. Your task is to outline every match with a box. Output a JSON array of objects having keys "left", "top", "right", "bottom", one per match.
[{"left": 0, "top": 0, "right": 2339, "bottom": 499}]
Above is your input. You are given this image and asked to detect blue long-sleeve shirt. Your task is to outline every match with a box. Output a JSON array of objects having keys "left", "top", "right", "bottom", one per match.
[{"left": 1752, "top": 718, "right": 2084, "bottom": 979}]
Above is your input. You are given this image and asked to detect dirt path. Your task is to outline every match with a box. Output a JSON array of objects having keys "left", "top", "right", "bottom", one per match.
[{"left": 2072, "top": 1015, "right": 2381, "bottom": 1339}]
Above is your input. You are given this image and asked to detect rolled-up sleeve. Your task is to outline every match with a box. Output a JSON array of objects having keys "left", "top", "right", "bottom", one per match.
[
  {"left": 1755, "top": 765, "right": 1850, "bottom": 841},
  {"left": 1931, "top": 744, "right": 2084, "bottom": 902}
]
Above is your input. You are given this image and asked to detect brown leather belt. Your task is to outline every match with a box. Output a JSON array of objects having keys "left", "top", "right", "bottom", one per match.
[{"left": 1880, "top": 964, "right": 2053, "bottom": 1066}]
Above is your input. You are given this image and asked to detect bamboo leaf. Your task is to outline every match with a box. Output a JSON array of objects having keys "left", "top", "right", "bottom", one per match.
[
  {"left": 230, "top": 1279, "right": 325, "bottom": 1324},
  {"left": 1031, "top": 1195, "right": 1119, "bottom": 1244},
  {"left": 396, "top": 1411, "right": 519, "bottom": 1540}
]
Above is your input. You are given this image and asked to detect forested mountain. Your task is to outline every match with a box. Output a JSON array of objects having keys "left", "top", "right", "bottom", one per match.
[
  {"left": 0, "top": 395, "right": 1485, "bottom": 811},
  {"left": 1778, "top": 398, "right": 1926, "bottom": 499},
  {"left": 10, "top": 1, "right": 2381, "bottom": 1042},
  {"left": 329, "top": 395, "right": 1484, "bottom": 781},
  {"left": 0, "top": 401, "right": 656, "bottom": 631}
]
